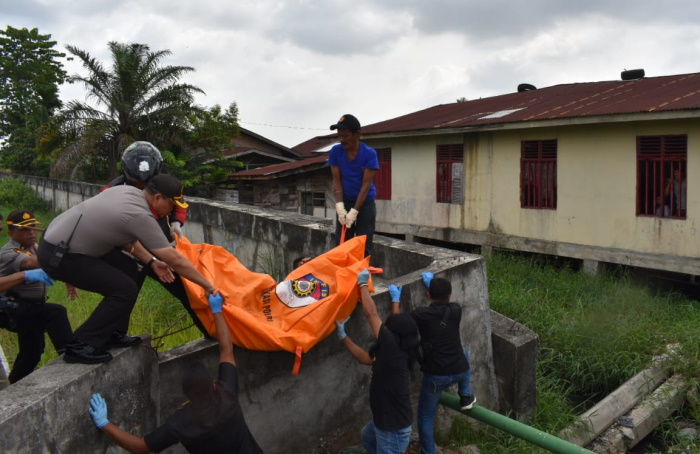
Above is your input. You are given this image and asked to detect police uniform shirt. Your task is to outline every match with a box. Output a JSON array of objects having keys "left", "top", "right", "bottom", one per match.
[
  {"left": 43, "top": 185, "right": 171, "bottom": 257},
  {"left": 0, "top": 239, "right": 45, "bottom": 301}
]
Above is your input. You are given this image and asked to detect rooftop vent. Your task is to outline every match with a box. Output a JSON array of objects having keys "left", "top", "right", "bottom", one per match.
[
  {"left": 517, "top": 83, "right": 537, "bottom": 92},
  {"left": 621, "top": 69, "right": 645, "bottom": 80}
]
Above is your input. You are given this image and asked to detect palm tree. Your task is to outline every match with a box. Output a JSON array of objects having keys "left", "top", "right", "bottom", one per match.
[{"left": 42, "top": 42, "right": 204, "bottom": 180}]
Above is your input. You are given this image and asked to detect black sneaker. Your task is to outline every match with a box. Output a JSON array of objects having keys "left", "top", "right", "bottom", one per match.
[
  {"left": 459, "top": 394, "right": 476, "bottom": 410},
  {"left": 105, "top": 332, "right": 142, "bottom": 349},
  {"left": 63, "top": 342, "right": 113, "bottom": 364}
]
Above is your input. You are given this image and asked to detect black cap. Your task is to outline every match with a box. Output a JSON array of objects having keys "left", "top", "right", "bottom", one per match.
[
  {"left": 147, "top": 174, "right": 189, "bottom": 209},
  {"left": 330, "top": 114, "right": 361, "bottom": 132}
]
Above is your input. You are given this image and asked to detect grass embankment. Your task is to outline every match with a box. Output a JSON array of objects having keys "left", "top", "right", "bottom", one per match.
[
  {"left": 447, "top": 252, "right": 700, "bottom": 452},
  {"left": 0, "top": 178, "right": 203, "bottom": 372}
]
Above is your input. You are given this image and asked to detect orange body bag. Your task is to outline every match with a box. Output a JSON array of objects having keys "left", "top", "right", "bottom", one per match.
[{"left": 175, "top": 235, "right": 376, "bottom": 374}]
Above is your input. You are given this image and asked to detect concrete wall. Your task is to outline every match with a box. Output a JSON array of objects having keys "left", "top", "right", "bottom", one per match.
[
  {"left": 0, "top": 174, "right": 538, "bottom": 453},
  {"left": 0, "top": 337, "right": 159, "bottom": 453}
]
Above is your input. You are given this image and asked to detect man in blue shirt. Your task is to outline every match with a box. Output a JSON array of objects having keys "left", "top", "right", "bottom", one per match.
[{"left": 328, "top": 114, "right": 380, "bottom": 257}]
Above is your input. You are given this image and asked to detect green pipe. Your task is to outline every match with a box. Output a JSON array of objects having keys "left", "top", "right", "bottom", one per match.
[{"left": 439, "top": 393, "right": 596, "bottom": 454}]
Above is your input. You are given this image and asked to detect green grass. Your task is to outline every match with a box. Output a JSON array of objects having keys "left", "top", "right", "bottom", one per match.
[
  {"left": 0, "top": 200, "right": 203, "bottom": 374},
  {"left": 443, "top": 251, "right": 700, "bottom": 452}
]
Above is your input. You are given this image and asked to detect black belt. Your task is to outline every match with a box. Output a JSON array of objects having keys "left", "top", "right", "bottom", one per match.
[{"left": 6, "top": 294, "right": 46, "bottom": 305}]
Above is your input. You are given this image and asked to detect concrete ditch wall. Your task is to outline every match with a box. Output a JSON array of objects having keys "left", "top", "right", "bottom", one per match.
[{"left": 0, "top": 174, "right": 537, "bottom": 453}]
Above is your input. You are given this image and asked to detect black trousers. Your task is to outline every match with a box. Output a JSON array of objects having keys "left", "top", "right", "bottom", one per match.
[
  {"left": 137, "top": 265, "right": 210, "bottom": 337},
  {"left": 37, "top": 242, "right": 140, "bottom": 348},
  {"left": 1, "top": 301, "right": 72, "bottom": 383},
  {"left": 334, "top": 199, "right": 376, "bottom": 256}
]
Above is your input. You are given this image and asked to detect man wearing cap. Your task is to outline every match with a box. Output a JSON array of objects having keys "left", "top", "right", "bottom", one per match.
[
  {"left": 101, "top": 141, "right": 209, "bottom": 338},
  {"left": 329, "top": 114, "right": 379, "bottom": 257},
  {"left": 37, "top": 174, "right": 222, "bottom": 364},
  {"left": 0, "top": 210, "right": 73, "bottom": 383}
]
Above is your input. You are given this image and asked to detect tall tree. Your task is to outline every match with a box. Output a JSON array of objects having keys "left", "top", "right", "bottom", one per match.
[
  {"left": 164, "top": 102, "right": 243, "bottom": 197},
  {"left": 0, "top": 26, "right": 67, "bottom": 174},
  {"left": 43, "top": 42, "right": 204, "bottom": 180}
]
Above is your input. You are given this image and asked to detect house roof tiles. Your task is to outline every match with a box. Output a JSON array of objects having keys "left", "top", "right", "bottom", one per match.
[{"left": 360, "top": 72, "right": 700, "bottom": 136}]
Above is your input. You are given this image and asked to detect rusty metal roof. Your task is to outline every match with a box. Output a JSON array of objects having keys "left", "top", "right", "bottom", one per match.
[
  {"left": 292, "top": 136, "right": 338, "bottom": 156},
  {"left": 361, "top": 72, "right": 700, "bottom": 136},
  {"left": 229, "top": 153, "right": 328, "bottom": 180}
]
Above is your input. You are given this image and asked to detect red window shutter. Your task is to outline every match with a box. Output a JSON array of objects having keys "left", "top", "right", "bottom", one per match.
[
  {"left": 520, "top": 140, "right": 557, "bottom": 209},
  {"left": 375, "top": 148, "right": 392, "bottom": 200},
  {"left": 436, "top": 144, "right": 464, "bottom": 203},
  {"left": 636, "top": 135, "right": 687, "bottom": 218}
]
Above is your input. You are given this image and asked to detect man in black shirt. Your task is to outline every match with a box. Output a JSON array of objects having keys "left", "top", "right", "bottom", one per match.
[
  {"left": 388, "top": 273, "right": 475, "bottom": 454},
  {"left": 87, "top": 291, "right": 263, "bottom": 453},
  {"left": 336, "top": 269, "right": 420, "bottom": 454}
]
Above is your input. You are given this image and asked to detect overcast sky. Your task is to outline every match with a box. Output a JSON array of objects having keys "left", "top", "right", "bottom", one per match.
[{"left": 5, "top": 0, "right": 700, "bottom": 148}]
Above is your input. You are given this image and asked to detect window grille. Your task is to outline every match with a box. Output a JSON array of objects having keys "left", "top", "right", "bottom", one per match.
[
  {"left": 521, "top": 140, "right": 557, "bottom": 209},
  {"left": 637, "top": 135, "right": 687, "bottom": 218},
  {"left": 436, "top": 144, "right": 464, "bottom": 204}
]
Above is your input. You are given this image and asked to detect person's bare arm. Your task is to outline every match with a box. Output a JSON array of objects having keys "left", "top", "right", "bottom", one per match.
[
  {"left": 127, "top": 241, "right": 175, "bottom": 283},
  {"left": 0, "top": 272, "right": 31, "bottom": 293},
  {"left": 213, "top": 310, "right": 235, "bottom": 366},
  {"left": 150, "top": 247, "right": 217, "bottom": 294},
  {"left": 331, "top": 166, "right": 344, "bottom": 202},
  {"left": 358, "top": 285, "right": 382, "bottom": 338},
  {"left": 100, "top": 424, "right": 151, "bottom": 454},
  {"left": 341, "top": 335, "right": 372, "bottom": 365},
  {"left": 353, "top": 168, "right": 377, "bottom": 211}
]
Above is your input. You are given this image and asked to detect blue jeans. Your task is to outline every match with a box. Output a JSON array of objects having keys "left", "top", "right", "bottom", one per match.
[
  {"left": 361, "top": 420, "right": 412, "bottom": 454},
  {"left": 335, "top": 199, "right": 376, "bottom": 256},
  {"left": 417, "top": 350, "right": 472, "bottom": 454}
]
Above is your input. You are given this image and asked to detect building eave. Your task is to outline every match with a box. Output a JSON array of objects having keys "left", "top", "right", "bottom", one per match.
[{"left": 360, "top": 109, "right": 700, "bottom": 140}]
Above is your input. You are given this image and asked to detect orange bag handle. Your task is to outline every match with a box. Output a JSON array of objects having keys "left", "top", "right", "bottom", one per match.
[
  {"left": 292, "top": 345, "right": 303, "bottom": 375},
  {"left": 340, "top": 225, "right": 347, "bottom": 244}
]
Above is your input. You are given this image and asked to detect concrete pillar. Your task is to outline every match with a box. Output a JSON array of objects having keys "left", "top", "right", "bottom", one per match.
[
  {"left": 582, "top": 259, "right": 600, "bottom": 275},
  {"left": 490, "top": 310, "right": 539, "bottom": 420},
  {"left": 481, "top": 245, "right": 493, "bottom": 256}
]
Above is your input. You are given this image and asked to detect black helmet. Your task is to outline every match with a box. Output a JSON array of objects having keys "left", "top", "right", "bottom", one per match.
[{"left": 121, "top": 141, "right": 163, "bottom": 183}]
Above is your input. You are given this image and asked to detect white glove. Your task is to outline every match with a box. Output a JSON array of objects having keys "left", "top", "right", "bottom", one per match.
[
  {"left": 170, "top": 221, "right": 183, "bottom": 238},
  {"left": 345, "top": 208, "right": 359, "bottom": 228},
  {"left": 336, "top": 202, "right": 347, "bottom": 224}
]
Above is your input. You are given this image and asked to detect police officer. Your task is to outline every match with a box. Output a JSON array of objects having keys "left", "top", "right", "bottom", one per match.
[
  {"left": 38, "top": 174, "right": 222, "bottom": 364},
  {"left": 102, "top": 141, "right": 209, "bottom": 337},
  {"left": 0, "top": 210, "right": 73, "bottom": 383}
]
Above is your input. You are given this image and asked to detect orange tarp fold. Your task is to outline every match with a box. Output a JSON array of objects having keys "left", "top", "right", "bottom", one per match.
[{"left": 175, "top": 235, "right": 375, "bottom": 358}]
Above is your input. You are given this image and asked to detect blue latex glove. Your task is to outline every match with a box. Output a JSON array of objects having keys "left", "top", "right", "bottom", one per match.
[
  {"left": 388, "top": 284, "right": 402, "bottom": 302},
  {"left": 421, "top": 272, "right": 434, "bottom": 289},
  {"left": 24, "top": 269, "right": 54, "bottom": 286},
  {"left": 208, "top": 291, "right": 223, "bottom": 313},
  {"left": 88, "top": 393, "right": 110, "bottom": 429},
  {"left": 335, "top": 317, "right": 350, "bottom": 340},
  {"left": 357, "top": 269, "right": 370, "bottom": 286}
]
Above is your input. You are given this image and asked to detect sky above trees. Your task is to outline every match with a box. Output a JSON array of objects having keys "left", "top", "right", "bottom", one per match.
[{"left": 5, "top": 0, "right": 700, "bottom": 147}]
